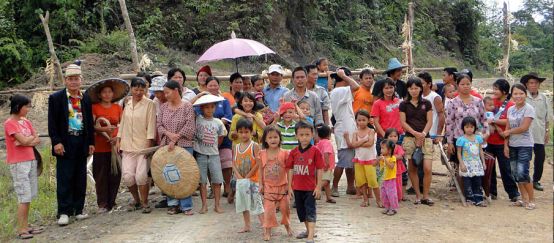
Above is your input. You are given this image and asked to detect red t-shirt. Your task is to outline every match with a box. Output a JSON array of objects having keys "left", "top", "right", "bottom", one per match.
[
  {"left": 286, "top": 145, "right": 325, "bottom": 191},
  {"left": 4, "top": 118, "right": 36, "bottom": 164},
  {"left": 370, "top": 98, "right": 404, "bottom": 137},
  {"left": 487, "top": 99, "right": 514, "bottom": 145},
  {"left": 315, "top": 138, "right": 335, "bottom": 169},
  {"left": 92, "top": 104, "right": 122, "bottom": 153}
]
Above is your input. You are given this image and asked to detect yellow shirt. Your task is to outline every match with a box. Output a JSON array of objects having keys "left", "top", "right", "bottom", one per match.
[
  {"left": 380, "top": 155, "right": 397, "bottom": 180},
  {"left": 117, "top": 98, "right": 156, "bottom": 151},
  {"left": 229, "top": 113, "right": 264, "bottom": 146}
]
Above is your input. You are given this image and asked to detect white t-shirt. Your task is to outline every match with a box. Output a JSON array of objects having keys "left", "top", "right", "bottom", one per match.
[
  {"left": 330, "top": 86, "right": 357, "bottom": 150},
  {"left": 423, "top": 91, "right": 441, "bottom": 136},
  {"left": 507, "top": 103, "right": 535, "bottom": 147}
]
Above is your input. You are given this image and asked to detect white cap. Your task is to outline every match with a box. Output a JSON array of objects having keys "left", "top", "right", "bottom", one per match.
[
  {"left": 268, "top": 64, "right": 285, "bottom": 75},
  {"left": 193, "top": 94, "right": 225, "bottom": 106},
  {"left": 65, "top": 64, "right": 82, "bottom": 77}
]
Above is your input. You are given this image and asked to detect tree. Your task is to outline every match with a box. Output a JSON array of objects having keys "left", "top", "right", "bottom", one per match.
[{"left": 118, "top": 0, "right": 139, "bottom": 72}]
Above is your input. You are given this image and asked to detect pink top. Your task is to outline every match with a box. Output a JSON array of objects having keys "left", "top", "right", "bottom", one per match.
[
  {"left": 156, "top": 101, "right": 196, "bottom": 148},
  {"left": 4, "top": 118, "right": 36, "bottom": 164},
  {"left": 394, "top": 145, "right": 406, "bottom": 175},
  {"left": 315, "top": 139, "right": 335, "bottom": 169},
  {"left": 370, "top": 98, "right": 404, "bottom": 137}
]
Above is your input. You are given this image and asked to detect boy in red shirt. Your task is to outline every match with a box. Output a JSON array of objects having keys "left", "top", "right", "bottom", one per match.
[{"left": 286, "top": 120, "right": 324, "bottom": 242}]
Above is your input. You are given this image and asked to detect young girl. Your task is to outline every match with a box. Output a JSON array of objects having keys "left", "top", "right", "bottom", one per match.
[
  {"left": 258, "top": 126, "right": 293, "bottom": 241},
  {"left": 456, "top": 116, "right": 487, "bottom": 207},
  {"left": 5, "top": 94, "right": 43, "bottom": 239},
  {"left": 345, "top": 110, "right": 380, "bottom": 207},
  {"left": 379, "top": 139, "right": 398, "bottom": 215},
  {"left": 315, "top": 124, "right": 337, "bottom": 203},
  {"left": 315, "top": 57, "right": 333, "bottom": 92},
  {"left": 385, "top": 128, "right": 406, "bottom": 202},
  {"left": 229, "top": 92, "right": 266, "bottom": 145}
]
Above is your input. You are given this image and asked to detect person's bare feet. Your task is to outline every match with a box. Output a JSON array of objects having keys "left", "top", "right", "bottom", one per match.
[
  {"left": 199, "top": 206, "right": 208, "bottom": 214},
  {"left": 360, "top": 201, "right": 369, "bottom": 207},
  {"left": 376, "top": 201, "right": 384, "bottom": 208},
  {"left": 237, "top": 227, "right": 251, "bottom": 233},
  {"left": 214, "top": 206, "right": 224, "bottom": 213},
  {"left": 285, "top": 225, "right": 294, "bottom": 237}
]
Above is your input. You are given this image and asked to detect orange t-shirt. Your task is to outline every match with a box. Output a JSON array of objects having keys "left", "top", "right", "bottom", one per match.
[
  {"left": 260, "top": 149, "right": 289, "bottom": 187},
  {"left": 234, "top": 141, "right": 259, "bottom": 182},
  {"left": 353, "top": 86, "right": 373, "bottom": 114},
  {"left": 222, "top": 92, "right": 236, "bottom": 107},
  {"left": 92, "top": 103, "right": 122, "bottom": 153}
]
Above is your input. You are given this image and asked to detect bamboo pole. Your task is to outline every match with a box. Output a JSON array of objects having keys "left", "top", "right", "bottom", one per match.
[
  {"left": 118, "top": 0, "right": 139, "bottom": 72},
  {"left": 407, "top": 2, "right": 415, "bottom": 75},
  {"left": 39, "top": 11, "right": 63, "bottom": 90},
  {"left": 501, "top": 2, "right": 510, "bottom": 80}
]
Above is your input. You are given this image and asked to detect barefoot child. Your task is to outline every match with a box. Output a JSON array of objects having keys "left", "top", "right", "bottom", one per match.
[
  {"left": 259, "top": 126, "right": 293, "bottom": 241},
  {"left": 385, "top": 128, "right": 406, "bottom": 201},
  {"left": 286, "top": 121, "right": 324, "bottom": 242},
  {"left": 276, "top": 102, "right": 298, "bottom": 150},
  {"left": 345, "top": 110, "right": 380, "bottom": 207},
  {"left": 315, "top": 124, "right": 337, "bottom": 203},
  {"left": 193, "top": 94, "right": 228, "bottom": 214},
  {"left": 379, "top": 139, "right": 398, "bottom": 215},
  {"left": 233, "top": 118, "right": 264, "bottom": 232},
  {"left": 457, "top": 117, "right": 487, "bottom": 207}
]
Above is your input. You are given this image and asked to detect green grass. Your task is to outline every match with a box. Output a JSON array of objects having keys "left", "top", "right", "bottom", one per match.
[{"left": 0, "top": 147, "right": 57, "bottom": 241}]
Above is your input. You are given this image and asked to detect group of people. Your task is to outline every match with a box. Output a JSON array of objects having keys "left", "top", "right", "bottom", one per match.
[{"left": 4, "top": 56, "right": 552, "bottom": 241}]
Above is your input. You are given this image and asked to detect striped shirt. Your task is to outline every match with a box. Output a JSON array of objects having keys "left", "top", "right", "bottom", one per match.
[{"left": 278, "top": 121, "right": 298, "bottom": 150}]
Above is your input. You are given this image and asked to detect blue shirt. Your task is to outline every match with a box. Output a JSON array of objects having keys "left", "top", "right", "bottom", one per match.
[
  {"left": 316, "top": 77, "right": 329, "bottom": 91},
  {"left": 263, "top": 85, "right": 289, "bottom": 112}
]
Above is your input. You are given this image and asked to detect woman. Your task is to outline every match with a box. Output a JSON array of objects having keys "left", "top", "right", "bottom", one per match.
[
  {"left": 370, "top": 78, "right": 405, "bottom": 153},
  {"left": 193, "top": 65, "right": 212, "bottom": 94},
  {"left": 485, "top": 79, "right": 519, "bottom": 201},
  {"left": 194, "top": 76, "right": 234, "bottom": 197},
  {"left": 157, "top": 80, "right": 197, "bottom": 215},
  {"left": 445, "top": 74, "right": 489, "bottom": 190},
  {"left": 399, "top": 77, "right": 434, "bottom": 205},
  {"left": 92, "top": 84, "right": 123, "bottom": 213},
  {"left": 502, "top": 84, "right": 536, "bottom": 209},
  {"left": 168, "top": 68, "right": 196, "bottom": 102},
  {"left": 116, "top": 78, "right": 157, "bottom": 213},
  {"left": 4, "top": 94, "right": 43, "bottom": 239},
  {"left": 222, "top": 72, "right": 244, "bottom": 106}
]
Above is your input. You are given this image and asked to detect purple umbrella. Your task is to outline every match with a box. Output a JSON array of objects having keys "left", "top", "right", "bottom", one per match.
[{"left": 196, "top": 31, "right": 276, "bottom": 72}]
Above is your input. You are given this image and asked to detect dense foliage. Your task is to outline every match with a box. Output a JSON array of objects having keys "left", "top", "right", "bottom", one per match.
[{"left": 0, "top": 0, "right": 551, "bottom": 87}]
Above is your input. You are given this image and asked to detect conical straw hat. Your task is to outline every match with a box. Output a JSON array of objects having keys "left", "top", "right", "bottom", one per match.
[{"left": 151, "top": 146, "right": 199, "bottom": 198}]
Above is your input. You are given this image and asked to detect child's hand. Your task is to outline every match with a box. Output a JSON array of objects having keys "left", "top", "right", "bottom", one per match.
[
  {"left": 460, "top": 163, "right": 468, "bottom": 173},
  {"left": 343, "top": 131, "right": 349, "bottom": 139},
  {"left": 313, "top": 187, "right": 322, "bottom": 200},
  {"left": 230, "top": 131, "right": 238, "bottom": 140},
  {"left": 288, "top": 190, "right": 294, "bottom": 200}
]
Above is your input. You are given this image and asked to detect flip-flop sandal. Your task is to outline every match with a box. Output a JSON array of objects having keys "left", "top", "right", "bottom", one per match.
[
  {"left": 142, "top": 206, "right": 152, "bottom": 214},
  {"left": 421, "top": 199, "right": 434, "bottom": 206},
  {"left": 360, "top": 202, "right": 369, "bottom": 207},
  {"left": 511, "top": 200, "right": 525, "bottom": 207},
  {"left": 381, "top": 209, "right": 389, "bottom": 214},
  {"left": 326, "top": 199, "right": 336, "bottom": 204},
  {"left": 127, "top": 202, "right": 141, "bottom": 211},
  {"left": 199, "top": 208, "right": 208, "bottom": 214},
  {"left": 183, "top": 210, "right": 194, "bottom": 216},
  {"left": 475, "top": 202, "right": 487, "bottom": 207},
  {"left": 413, "top": 199, "right": 421, "bottom": 205},
  {"left": 525, "top": 203, "right": 536, "bottom": 210},
  {"left": 28, "top": 226, "right": 45, "bottom": 234},
  {"left": 386, "top": 210, "right": 397, "bottom": 216},
  {"left": 167, "top": 207, "right": 181, "bottom": 215},
  {"left": 17, "top": 232, "right": 33, "bottom": 239},
  {"left": 296, "top": 232, "right": 318, "bottom": 239}
]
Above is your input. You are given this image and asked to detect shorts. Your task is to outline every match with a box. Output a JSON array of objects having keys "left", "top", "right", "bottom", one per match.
[
  {"left": 321, "top": 170, "right": 333, "bottom": 181},
  {"left": 336, "top": 149, "right": 355, "bottom": 169},
  {"left": 509, "top": 146, "right": 532, "bottom": 183},
  {"left": 9, "top": 160, "right": 38, "bottom": 203},
  {"left": 196, "top": 153, "right": 224, "bottom": 184},
  {"left": 121, "top": 152, "right": 150, "bottom": 186},
  {"left": 219, "top": 148, "right": 233, "bottom": 169},
  {"left": 294, "top": 190, "right": 316, "bottom": 222},
  {"left": 403, "top": 136, "right": 434, "bottom": 161},
  {"left": 354, "top": 163, "right": 378, "bottom": 188}
]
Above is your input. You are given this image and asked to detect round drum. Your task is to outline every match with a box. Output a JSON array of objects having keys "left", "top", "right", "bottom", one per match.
[{"left": 151, "top": 146, "right": 199, "bottom": 199}]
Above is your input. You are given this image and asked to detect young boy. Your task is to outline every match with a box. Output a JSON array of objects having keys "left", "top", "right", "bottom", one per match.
[
  {"left": 276, "top": 102, "right": 299, "bottom": 150},
  {"left": 193, "top": 95, "right": 228, "bottom": 214},
  {"left": 315, "top": 124, "right": 336, "bottom": 203},
  {"left": 232, "top": 118, "right": 264, "bottom": 233},
  {"left": 353, "top": 69, "right": 374, "bottom": 114},
  {"left": 286, "top": 121, "right": 324, "bottom": 242}
]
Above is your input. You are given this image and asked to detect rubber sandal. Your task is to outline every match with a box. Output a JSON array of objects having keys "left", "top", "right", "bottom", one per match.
[
  {"left": 525, "top": 203, "right": 536, "bottom": 210},
  {"left": 183, "top": 210, "right": 194, "bottom": 216},
  {"left": 141, "top": 206, "right": 152, "bottom": 214},
  {"left": 421, "top": 199, "right": 434, "bottom": 206},
  {"left": 326, "top": 199, "right": 336, "bottom": 204},
  {"left": 511, "top": 200, "right": 524, "bottom": 207},
  {"left": 167, "top": 207, "right": 181, "bottom": 215},
  {"left": 413, "top": 199, "right": 421, "bottom": 205},
  {"left": 17, "top": 232, "right": 33, "bottom": 239},
  {"left": 296, "top": 232, "right": 308, "bottom": 239},
  {"left": 127, "top": 202, "right": 141, "bottom": 211},
  {"left": 475, "top": 201, "right": 487, "bottom": 207},
  {"left": 28, "top": 226, "right": 44, "bottom": 234},
  {"left": 386, "top": 210, "right": 397, "bottom": 216},
  {"left": 382, "top": 209, "right": 389, "bottom": 214}
]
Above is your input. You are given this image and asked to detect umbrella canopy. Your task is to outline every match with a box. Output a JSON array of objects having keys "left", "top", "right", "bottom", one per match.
[{"left": 196, "top": 32, "right": 275, "bottom": 67}]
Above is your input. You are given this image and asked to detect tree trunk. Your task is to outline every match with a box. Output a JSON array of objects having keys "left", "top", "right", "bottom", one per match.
[
  {"left": 39, "top": 11, "right": 63, "bottom": 90},
  {"left": 100, "top": 0, "right": 107, "bottom": 34},
  {"left": 118, "top": 0, "right": 139, "bottom": 72},
  {"left": 501, "top": 2, "right": 510, "bottom": 80},
  {"left": 407, "top": 1, "right": 414, "bottom": 75}
]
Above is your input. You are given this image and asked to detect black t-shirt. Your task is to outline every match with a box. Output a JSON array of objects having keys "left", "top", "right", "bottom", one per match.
[
  {"left": 435, "top": 82, "right": 446, "bottom": 100},
  {"left": 372, "top": 79, "right": 407, "bottom": 99},
  {"left": 399, "top": 98, "right": 432, "bottom": 137}
]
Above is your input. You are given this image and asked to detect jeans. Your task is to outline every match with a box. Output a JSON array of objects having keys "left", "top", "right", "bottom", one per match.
[
  {"left": 462, "top": 176, "right": 483, "bottom": 204},
  {"left": 509, "top": 146, "right": 532, "bottom": 183},
  {"left": 532, "top": 144, "right": 546, "bottom": 183},
  {"left": 484, "top": 144, "right": 520, "bottom": 199}
]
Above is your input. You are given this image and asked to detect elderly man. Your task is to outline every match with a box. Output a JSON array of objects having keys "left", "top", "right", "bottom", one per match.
[
  {"left": 263, "top": 64, "right": 289, "bottom": 112},
  {"left": 48, "top": 64, "right": 95, "bottom": 226},
  {"left": 305, "top": 64, "right": 330, "bottom": 125},
  {"left": 283, "top": 66, "right": 324, "bottom": 125},
  {"left": 521, "top": 73, "right": 553, "bottom": 191}
]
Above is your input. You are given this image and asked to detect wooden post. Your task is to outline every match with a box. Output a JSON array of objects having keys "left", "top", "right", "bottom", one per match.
[
  {"left": 501, "top": 1, "right": 510, "bottom": 80},
  {"left": 39, "top": 11, "right": 63, "bottom": 90},
  {"left": 118, "top": 0, "right": 139, "bottom": 72},
  {"left": 407, "top": 1, "right": 414, "bottom": 75}
]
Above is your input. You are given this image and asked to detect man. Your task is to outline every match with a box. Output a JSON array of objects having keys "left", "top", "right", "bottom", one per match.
[
  {"left": 330, "top": 67, "right": 359, "bottom": 196},
  {"left": 283, "top": 67, "right": 324, "bottom": 125},
  {"left": 372, "top": 58, "right": 407, "bottom": 99},
  {"left": 353, "top": 69, "right": 374, "bottom": 114},
  {"left": 305, "top": 64, "right": 331, "bottom": 125},
  {"left": 521, "top": 73, "right": 553, "bottom": 191},
  {"left": 434, "top": 67, "right": 457, "bottom": 99},
  {"left": 263, "top": 64, "right": 289, "bottom": 112},
  {"left": 48, "top": 64, "right": 95, "bottom": 226}
]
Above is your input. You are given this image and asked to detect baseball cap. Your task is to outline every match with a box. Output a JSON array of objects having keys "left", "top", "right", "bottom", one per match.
[{"left": 268, "top": 64, "right": 285, "bottom": 75}]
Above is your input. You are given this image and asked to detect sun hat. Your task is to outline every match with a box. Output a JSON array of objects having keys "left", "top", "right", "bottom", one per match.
[
  {"left": 151, "top": 70, "right": 164, "bottom": 78},
  {"left": 520, "top": 72, "right": 546, "bottom": 85},
  {"left": 330, "top": 67, "right": 352, "bottom": 83},
  {"left": 193, "top": 94, "right": 225, "bottom": 106},
  {"left": 149, "top": 76, "right": 168, "bottom": 92},
  {"left": 279, "top": 102, "right": 296, "bottom": 115},
  {"left": 268, "top": 64, "right": 285, "bottom": 75},
  {"left": 384, "top": 58, "right": 407, "bottom": 74},
  {"left": 64, "top": 64, "right": 82, "bottom": 77},
  {"left": 197, "top": 65, "right": 212, "bottom": 77},
  {"left": 151, "top": 146, "right": 200, "bottom": 199},
  {"left": 86, "top": 78, "right": 130, "bottom": 104}
]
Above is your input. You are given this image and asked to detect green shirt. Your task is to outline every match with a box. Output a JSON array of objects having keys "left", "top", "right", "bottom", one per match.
[{"left": 278, "top": 120, "right": 298, "bottom": 150}]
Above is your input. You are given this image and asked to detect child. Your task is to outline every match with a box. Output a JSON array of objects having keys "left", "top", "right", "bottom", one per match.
[
  {"left": 243, "top": 76, "right": 253, "bottom": 92},
  {"left": 259, "top": 126, "right": 293, "bottom": 241},
  {"left": 344, "top": 110, "right": 380, "bottom": 207},
  {"left": 276, "top": 102, "right": 298, "bottom": 150},
  {"left": 4, "top": 94, "right": 43, "bottom": 239},
  {"left": 229, "top": 92, "right": 265, "bottom": 145},
  {"left": 456, "top": 117, "right": 487, "bottom": 207},
  {"left": 384, "top": 128, "right": 406, "bottom": 202},
  {"left": 315, "top": 124, "right": 337, "bottom": 203},
  {"left": 444, "top": 83, "right": 456, "bottom": 109},
  {"left": 286, "top": 121, "right": 324, "bottom": 242},
  {"left": 297, "top": 100, "right": 314, "bottom": 126},
  {"left": 232, "top": 118, "right": 264, "bottom": 233},
  {"left": 379, "top": 139, "right": 398, "bottom": 215},
  {"left": 193, "top": 94, "right": 228, "bottom": 214},
  {"left": 315, "top": 57, "right": 333, "bottom": 92}
]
